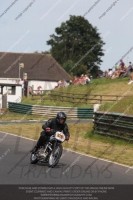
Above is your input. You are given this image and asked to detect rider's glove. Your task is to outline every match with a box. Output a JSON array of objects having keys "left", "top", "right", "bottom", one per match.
[
  {"left": 45, "top": 127, "right": 51, "bottom": 132},
  {"left": 66, "top": 136, "right": 69, "bottom": 141}
]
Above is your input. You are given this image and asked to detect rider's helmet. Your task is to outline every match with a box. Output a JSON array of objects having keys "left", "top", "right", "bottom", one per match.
[{"left": 56, "top": 112, "right": 67, "bottom": 124}]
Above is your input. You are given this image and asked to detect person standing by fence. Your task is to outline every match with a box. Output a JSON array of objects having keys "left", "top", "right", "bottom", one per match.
[
  {"left": 24, "top": 79, "right": 28, "bottom": 97},
  {"left": 19, "top": 78, "right": 24, "bottom": 96}
]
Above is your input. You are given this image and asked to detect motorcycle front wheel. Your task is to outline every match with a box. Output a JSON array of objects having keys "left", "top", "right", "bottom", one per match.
[
  {"left": 48, "top": 143, "right": 62, "bottom": 168},
  {"left": 30, "top": 153, "right": 38, "bottom": 164}
]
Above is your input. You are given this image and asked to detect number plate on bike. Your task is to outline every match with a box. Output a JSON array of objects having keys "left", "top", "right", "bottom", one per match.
[{"left": 55, "top": 132, "right": 65, "bottom": 142}]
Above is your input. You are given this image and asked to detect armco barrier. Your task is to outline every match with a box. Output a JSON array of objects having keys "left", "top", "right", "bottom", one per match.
[
  {"left": 8, "top": 102, "right": 32, "bottom": 114},
  {"left": 93, "top": 111, "right": 133, "bottom": 141},
  {"left": 8, "top": 102, "right": 94, "bottom": 119},
  {"left": 77, "top": 108, "right": 94, "bottom": 119}
]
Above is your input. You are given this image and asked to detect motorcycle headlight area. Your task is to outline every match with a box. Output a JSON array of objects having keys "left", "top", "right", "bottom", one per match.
[
  {"left": 55, "top": 131, "right": 65, "bottom": 142},
  {"left": 49, "top": 135, "right": 55, "bottom": 141}
]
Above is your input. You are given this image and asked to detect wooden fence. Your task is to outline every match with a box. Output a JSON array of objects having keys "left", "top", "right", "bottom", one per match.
[{"left": 31, "top": 90, "right": 132, "bottom": 104}]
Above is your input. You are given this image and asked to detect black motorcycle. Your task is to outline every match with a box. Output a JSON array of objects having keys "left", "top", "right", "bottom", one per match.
[{"left": 30, "top": 131, "right": 66, "bottom": 168}]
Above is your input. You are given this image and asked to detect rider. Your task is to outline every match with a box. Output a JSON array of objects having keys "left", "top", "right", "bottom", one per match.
[{"left": 31, "top": 112, "right": 70, "bottom": 153}]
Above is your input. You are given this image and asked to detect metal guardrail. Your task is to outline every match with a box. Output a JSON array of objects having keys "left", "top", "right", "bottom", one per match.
[
  {"left": 77, "top": 108, "right": 93, "bottom": 118},
  {"left": 93, "top": 111, "right": 133, "bottom": 141},
  {"left": 8, "top": 102, "right": 32, "bottom": 114},
  {"left": 8, "top": 102, "right": 94, "bottom": 119}
]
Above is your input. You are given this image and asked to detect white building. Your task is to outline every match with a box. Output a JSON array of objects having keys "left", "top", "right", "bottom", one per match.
[
  {"left": 0, "top": 52, "right": 70, "bottom": 91},
  {"left": 0, "top": 83, "right": 22, "bottom": 108}
]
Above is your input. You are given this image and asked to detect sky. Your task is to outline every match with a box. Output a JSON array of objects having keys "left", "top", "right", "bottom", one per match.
[{"left": 0, "top": 0, "right": 133, "bottom": 71}]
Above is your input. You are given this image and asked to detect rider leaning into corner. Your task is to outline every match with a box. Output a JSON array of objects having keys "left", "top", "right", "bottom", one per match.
[{"left": 30, "top": 112, "right": 70, "bottom": 153}]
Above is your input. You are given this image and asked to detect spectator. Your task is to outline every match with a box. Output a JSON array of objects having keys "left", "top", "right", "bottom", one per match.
[
  {"left": 105, "top": 71, "right": 108, "bottom": 77},
  {"left": 128, "top": 72, "right": 133, "bottom": 84},
  {"left": 129, "top": 62, "right": 133, "bottom": 72},
  {"left": 115, "top": 63, "right": 120, "bottom": 70},
  {"left": 119, "top": 59, "right": 125, "bottom": 70},
  {"left": 69, "top": 80, "right": 73, "bottom": 85},
  {"left": 65, "top": 81, "right": 70, "bottom": 87},
  {"left": 80, "top": 74, "right": 86, "bottom": 85},
  {"left": 73, "top": 76, "right": 79, "bottom": 85},
  {"left": 28, "top": 86, "right": 32, "bottom": 95},
  {"left": 90, "top": 76, "right": 93, "bottom": 80},
  {"left": 111, "top": 69, "right": 120, "bottom": 79},
  {"left": 57, "top": 80, "right": 62, "bottom": 88},
  {"left": 19, "top": 78, "right": 24, "bottom": 96},
  {"left": 24, "top": 79, "right": 28, "bottom": 97},
  {"left": 85, "top": 75, "right": 90, "bottom": 84},
  {"left": 118, "top": 68, "right": 126, "bottom": 78},
  {"left": 97, "top": 72, "right": 105, "bottom": 78},
  {"left": 122, "top": 62, "right": 132, "bottom": 77},
  {"left": 39, "top": 86, "right": 43, "bottom": 94},
  {"left": 97, "top": 73, "right": 102, "bottom": 78},
  {"left": 108, "top": 68, "right": 113, "bottom": 78},
  {"left": 62, "top": 79, "right": 68, "bottom": 87},
  {"left": 100, "top": 72, "right": 105, "bottom": 77}
]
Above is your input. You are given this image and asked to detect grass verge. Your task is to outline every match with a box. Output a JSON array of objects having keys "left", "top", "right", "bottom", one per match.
[
  {"left": 99, "top": 96, "right": 133, "bottom": 115},
  {"left": 0, "top": 111, "right": 48, "bottom": 121}
]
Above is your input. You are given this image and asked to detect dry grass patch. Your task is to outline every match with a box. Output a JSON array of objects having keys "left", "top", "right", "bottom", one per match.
[{"left": 0, "top": 111, "right": 48, "bottom": 121}]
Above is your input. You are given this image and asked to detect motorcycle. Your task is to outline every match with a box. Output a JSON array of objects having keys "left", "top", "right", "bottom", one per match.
[{"left": 30, "top": 131, "right": 66, "bottom": 168}]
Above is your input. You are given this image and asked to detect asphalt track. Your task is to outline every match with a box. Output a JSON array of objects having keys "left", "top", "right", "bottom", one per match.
[
  {"left": 0, "top": 119, "right": 92, "bottom": 125},
  {"left": 0, "top": 131, "right": 133, "bottom": 184}
]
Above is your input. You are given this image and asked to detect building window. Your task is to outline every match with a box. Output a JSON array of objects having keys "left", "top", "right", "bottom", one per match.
[{"left": 6, "top": 86, "right": 16, "bottom": 95}]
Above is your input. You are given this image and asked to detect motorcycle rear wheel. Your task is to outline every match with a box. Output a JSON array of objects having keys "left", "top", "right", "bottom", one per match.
[{"left": 48, "top": 144, "right": 62, "bottom": 168}]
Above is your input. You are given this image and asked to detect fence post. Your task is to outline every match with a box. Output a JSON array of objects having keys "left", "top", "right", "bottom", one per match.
[
  {"left": 100, "top": 95, "right": 102, "bottom": 104},
  {"left": 50, "top": 90, "right": 53, "bottom": 101},
  {"left": 85, "top": 94, "right": 88, "bottom": 104},
  {"left": 72, "top": 94, "right": 74, "bottom": 104}
]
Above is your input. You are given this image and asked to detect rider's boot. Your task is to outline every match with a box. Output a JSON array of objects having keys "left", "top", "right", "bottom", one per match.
[{"left": 30, "top": 145, "right": 39, "bottom": 154}]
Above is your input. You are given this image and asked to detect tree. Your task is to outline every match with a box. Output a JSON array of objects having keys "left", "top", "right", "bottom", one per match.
[
  {"left": 47, "top": 15, "right": 105, "bottom": 77},
  {"left": 62, "top": 60, "right": 75, "bottom": 73},
  {"left": 34, "top": 51, "right": 51, "bottom": 54},
  {"left": 77, "top": 65, "right": 87, "bottom": 76},
  {"left": 41, "top": 50, "right": 51, "bottom": 54}
]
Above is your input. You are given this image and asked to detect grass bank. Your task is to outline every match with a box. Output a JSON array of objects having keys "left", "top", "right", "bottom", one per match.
[
  {"left": 21, "top": 77, "right": 133, "bottom": 114},
  {"left": 99, "top": 96, "right": 133, "bottom": 115}
]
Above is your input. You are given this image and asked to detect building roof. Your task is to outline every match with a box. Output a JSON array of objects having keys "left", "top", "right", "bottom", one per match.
[{"left": 0, "top": 52, "right": 70, "bottom": 81}]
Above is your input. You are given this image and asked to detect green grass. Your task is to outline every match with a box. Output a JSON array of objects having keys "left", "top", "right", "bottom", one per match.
[{"left": 99, "top": 96, "right": 133, "bottom": 115}]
